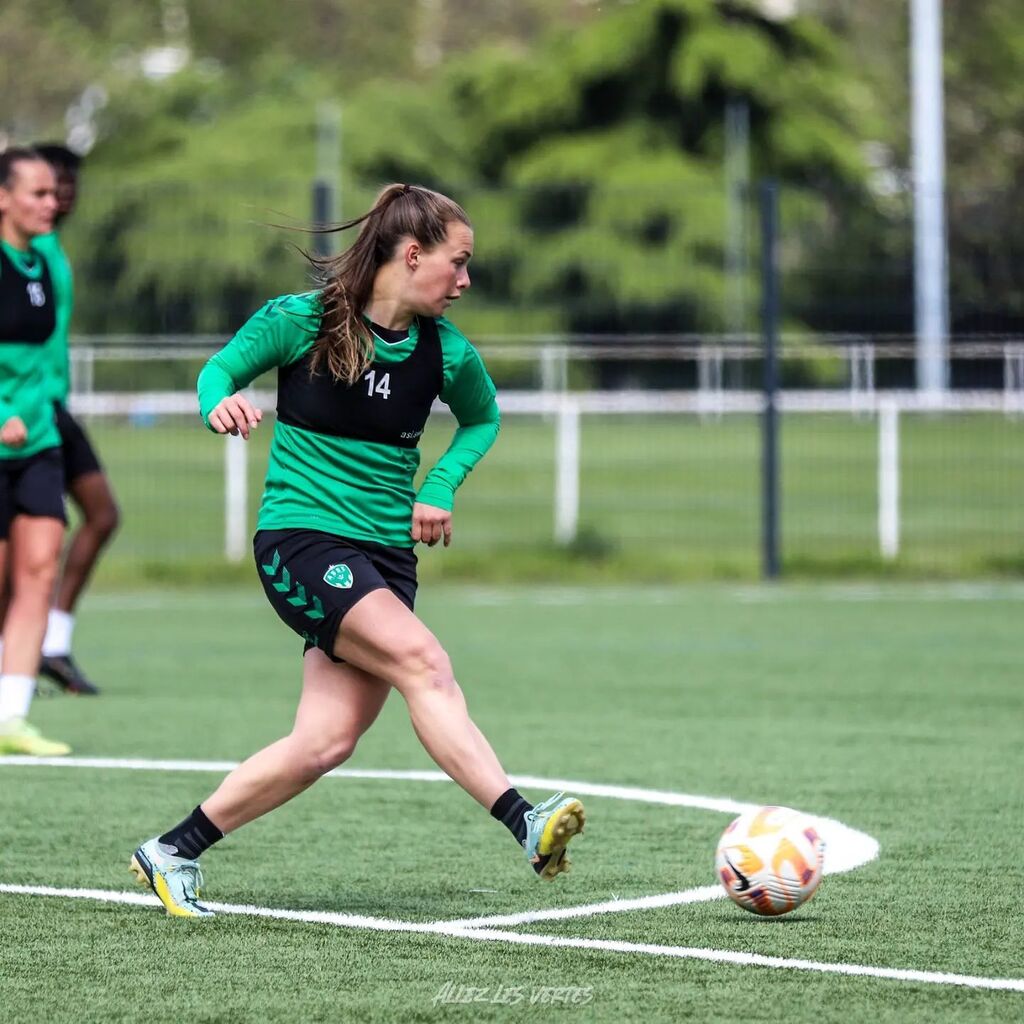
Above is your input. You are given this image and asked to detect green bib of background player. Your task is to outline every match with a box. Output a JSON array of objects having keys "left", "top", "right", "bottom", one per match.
[{"left": 0, "top": 240, "right": 66, "bottom": 458}]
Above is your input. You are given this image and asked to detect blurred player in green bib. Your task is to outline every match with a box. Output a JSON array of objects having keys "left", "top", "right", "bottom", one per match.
[
  {"left": 31, "top": 144, "right": 119, "bottom": 696},
  {"left": 130, "top": 184, "right": 585, "bottom": 917},
  {"left": 0, "top": 149, "right": 72, "bottom": 755}
]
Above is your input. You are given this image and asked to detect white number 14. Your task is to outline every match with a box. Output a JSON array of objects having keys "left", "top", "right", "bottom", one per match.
[{"left": 364, "top": 370, "right": 391, "bottom": 400}]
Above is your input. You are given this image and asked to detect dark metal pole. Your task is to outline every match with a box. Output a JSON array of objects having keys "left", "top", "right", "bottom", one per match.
[
  {"left": 760, "top": 180, "right": 781, "bottom": 580},
  {"left": 311, "top": 102, "right": 341, "bottom": 262},
  {"left": 311, "top": 181, "right": 333, "bottom": 260}
]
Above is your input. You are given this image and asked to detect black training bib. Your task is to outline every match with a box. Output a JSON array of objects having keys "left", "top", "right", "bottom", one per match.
[
  {"left": 276, "top": 316, "right": 444, "bottom": 448},
  {"left": 0, "top": 246, "right": 56, "bottom": 345}
]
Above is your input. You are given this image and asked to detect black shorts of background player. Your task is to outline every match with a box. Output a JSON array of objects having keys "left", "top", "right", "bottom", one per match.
[{"left": 129, "top": 183, "right": 586, "bottom": 917}]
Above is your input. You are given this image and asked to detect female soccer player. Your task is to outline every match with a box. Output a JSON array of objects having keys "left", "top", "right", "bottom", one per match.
[
  {"left": 32, "top": 143, "right": 118, "bottom": 697},
  {"left": 0, "top": 148, "right": 72, "bottom": 756},
  {"left": 130, "top": 184, "right": 585, "bottom": 917}
]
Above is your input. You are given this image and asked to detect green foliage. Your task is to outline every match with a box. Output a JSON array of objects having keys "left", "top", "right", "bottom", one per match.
[
  {"left": 362, "top": 0, "right": 874, "bottom": 337},
  {"left": 0, "top": 1, "right": 104, "bottom": 139},
  {"left": 64, "top": 66, "right": 322, "bottom": 332},
  {"left": 16, "top": 0, "right": 1023, "bottom": 339}
]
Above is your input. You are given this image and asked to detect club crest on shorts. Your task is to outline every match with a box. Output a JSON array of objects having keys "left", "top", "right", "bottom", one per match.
[{"left": 323, "top": 563, "right": 354, "bottom": 589}]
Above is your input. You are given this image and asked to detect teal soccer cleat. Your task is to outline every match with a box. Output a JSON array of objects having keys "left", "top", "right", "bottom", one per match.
[
  {"left": 130, "top": 838, "right": 215, "bottom": 918},
  {"left": 524, "top": 792, "right": 586, "bottom": 881}
]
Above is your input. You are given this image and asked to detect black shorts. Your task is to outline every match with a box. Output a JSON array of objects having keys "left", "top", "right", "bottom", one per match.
[
  {"left": 54, "top": 402, "right": 103, "bottom": 484},
  {"left": 253, "top": 528, "right": 418, "bottom": 661},
  {"left": 0, "top": 448, "right": 66, "bottom": 540}
]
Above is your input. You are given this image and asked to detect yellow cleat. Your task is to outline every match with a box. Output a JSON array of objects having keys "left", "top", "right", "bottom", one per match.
[
  {"left": 524, "top": 793, "right": 586, "bottom": 881},
  {"left": 0, "top": 718, "right": 71, "bottom": 756},
  {"left": 130, "top": 838, "right": 215, "bottom": 918}
]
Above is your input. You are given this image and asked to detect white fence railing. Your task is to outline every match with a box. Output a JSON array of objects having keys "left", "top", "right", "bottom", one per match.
[
  {"left": 67, "top": 336, "right": 1024, "bottom": 406},
  {"left": 68, "top": 389, "right": 1023, "bottom": 563}
]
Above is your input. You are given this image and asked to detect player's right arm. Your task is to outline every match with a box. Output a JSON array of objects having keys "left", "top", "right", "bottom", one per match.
[{"left": 197, "top": 295, "right": 319, "bottom": 441}]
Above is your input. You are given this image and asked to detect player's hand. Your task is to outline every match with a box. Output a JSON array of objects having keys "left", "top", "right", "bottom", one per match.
[
  {"left": 209, "top": 394, "right": 262, "bottom": 440},
  {"left": 0, "top": 416, "right": 27, "bottom": 448},
  {"left": 411, "top": 502, "right": 452, "bottom": 547}
]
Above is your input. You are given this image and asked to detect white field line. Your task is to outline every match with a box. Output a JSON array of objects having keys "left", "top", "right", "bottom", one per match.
[
  {"left": 2, "top": 882, "right": 1022, "bottom": 994},
  {"left": 440, "top": 886, "right": 726, "bottom": 930}
]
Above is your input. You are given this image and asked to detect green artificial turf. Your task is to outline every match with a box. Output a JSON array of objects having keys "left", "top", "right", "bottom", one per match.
[{"left": 1, "top": 583, "right": 1022, "bottom": 1022}]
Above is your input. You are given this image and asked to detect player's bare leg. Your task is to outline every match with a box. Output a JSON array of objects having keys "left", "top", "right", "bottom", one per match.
[
  {"left": 0, "top": 517, "right": 69, "bottom": 755},
  {"left": 40, "top": 470, "right": 119, "bottom": 695},
  {"left": 202, "top": 650, "right": 391, "bottom": 831},
  {"left": 131, "top": 651, "right": 390, "bottom": 916},
  {"left": 334, "top": 589, "right": 584, "bottom": 878}
]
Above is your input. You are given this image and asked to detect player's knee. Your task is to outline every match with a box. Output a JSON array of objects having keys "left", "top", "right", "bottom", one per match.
[
  {"left": 393, "top": 638, "right": 455, "bottom": 695},
  {"left": 16, "top": 555, "right": 58, "bottom": 593},
  {"left": 296, "top": 733, "right": 358, "bottom": 782}
]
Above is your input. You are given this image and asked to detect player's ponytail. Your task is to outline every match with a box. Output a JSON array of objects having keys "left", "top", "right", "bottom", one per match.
[{"left": 309, "top": 184, "right": 470, "bottom": 384}]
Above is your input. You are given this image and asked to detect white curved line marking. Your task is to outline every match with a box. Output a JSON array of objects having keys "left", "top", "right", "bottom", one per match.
[
  {"left": 0, "top": 755, "right": 879, "bottom": 882},
  {"left": 0, "top": 757, "right": 875, "bottom": 930}
]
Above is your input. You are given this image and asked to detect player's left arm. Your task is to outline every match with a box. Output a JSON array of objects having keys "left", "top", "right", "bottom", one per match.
[{"left": 413, "top": 333, "right": 500, "bottom": 547}]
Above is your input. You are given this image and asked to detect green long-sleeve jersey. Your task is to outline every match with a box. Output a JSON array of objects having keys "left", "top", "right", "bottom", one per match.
[
  {"left": 0, "top": 239, "right": 68, "bottom": 459},
  {"left": 197, "top": 292, "right": 500, "bottom": 548},
  {"left": 31, "top": 231, "right": 74, "bottom": 404}
]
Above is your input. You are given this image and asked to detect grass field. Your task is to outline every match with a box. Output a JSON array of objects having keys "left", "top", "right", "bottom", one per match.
[
  {"left": 2, "top": 583, "right": 1022, "bottom": 1022},
  {"left": 78, "top": 410, "right": 1024, "bottom": 584}
]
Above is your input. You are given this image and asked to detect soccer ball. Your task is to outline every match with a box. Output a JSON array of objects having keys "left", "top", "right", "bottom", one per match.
[{"left": 715, "top": 805, "right": 826, "bottom": 917}]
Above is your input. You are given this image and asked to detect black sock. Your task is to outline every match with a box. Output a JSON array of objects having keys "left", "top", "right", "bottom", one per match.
[
  {"left": 158, "top": 805, "right": 224, "bottom": 859},
  {"left": 490, "top": 788, "right": 532, "bottom": 847}
]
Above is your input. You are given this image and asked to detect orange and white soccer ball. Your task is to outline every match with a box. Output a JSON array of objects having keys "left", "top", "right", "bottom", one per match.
[{"left": 715, "top": 806, "right": 826, "bottom": 917}]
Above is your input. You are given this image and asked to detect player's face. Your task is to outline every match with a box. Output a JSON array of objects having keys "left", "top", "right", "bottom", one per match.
[
  {"left": 409, "top": 221, "right": 473, "bottom": 318},
  {"left": 55, "top": 167, "right": 78, "bottom": 218},
  {"left": 0, "top": 160, "right": 58, "bottom": 242}
]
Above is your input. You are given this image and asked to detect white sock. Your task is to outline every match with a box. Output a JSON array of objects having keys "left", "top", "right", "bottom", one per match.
[
  {"left": 0, "top": 674, "right": 36, "bottom": 723},
  {"left": 42, "top": 610, "right": 75, "bottom": 658}
]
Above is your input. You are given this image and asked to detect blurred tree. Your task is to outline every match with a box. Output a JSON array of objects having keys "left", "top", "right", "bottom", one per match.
[
  {"left": 804, "top": 0, "right": 1024, "bottom": 333},
  {"left": 0, "top": 1, "right": 106, "bottom": 142},
  {"left": 36, "top": 0, "right": 608, "bottom": 334},
  {"left": 349, "top": 0, "right": 873, "bottom": 343},
  {"left": 18, "top": 0, "right": 1021, "bottom": 338},
  {"left": 943, "top": 0, "right": 1024, "bottom": 332}
]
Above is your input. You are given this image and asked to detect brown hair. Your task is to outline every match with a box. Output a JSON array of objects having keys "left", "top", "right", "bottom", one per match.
[{"left": 310, "top": 183, "right": 471, "bottom": 383}]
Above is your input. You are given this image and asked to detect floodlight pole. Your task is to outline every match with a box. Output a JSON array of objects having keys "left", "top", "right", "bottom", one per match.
[
  {"left": 760, "top": 180, "right": 781, "bottom": 581},
  {"left": 910, "top": 0, "right": 949, "bottom": 397}
]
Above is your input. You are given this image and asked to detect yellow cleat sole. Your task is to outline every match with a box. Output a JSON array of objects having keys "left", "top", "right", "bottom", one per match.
[
  {"left": 537, "top": 799, "right": 586, "bottom": 881},
  {"left": 0, "top": 738, "right": 71, "bottom": 756}
]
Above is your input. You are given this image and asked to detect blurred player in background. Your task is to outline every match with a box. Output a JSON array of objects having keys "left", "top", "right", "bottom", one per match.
[
  {"left": 0, "top": 148, "right": 72, "bottom": 755},
  {"left": 130, "top": 183, "right": 585, "bottom": 917},
  {"left": 31, "top": 143, "right": 120, "bottom": 696}
]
